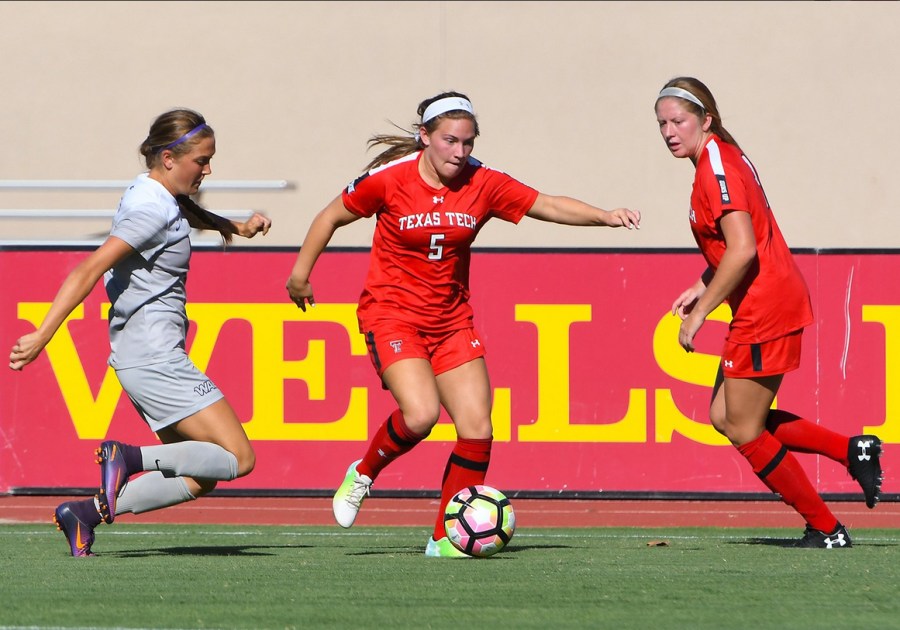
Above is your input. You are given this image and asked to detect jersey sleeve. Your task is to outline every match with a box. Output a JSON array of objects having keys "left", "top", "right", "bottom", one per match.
[
  {"left": 698, "top": 144, "right": 752, "bottom": 221},
  {"left": 342, "top": 171, "right": 386, "bottom": 218},
  {"left": 110, "top": 204, "right": 168, "bottom": 259},
  {"left": 484, "top": 169, "right": 539, "bottom": 224}
]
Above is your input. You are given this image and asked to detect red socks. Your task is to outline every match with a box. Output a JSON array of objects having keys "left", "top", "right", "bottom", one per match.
[
  {"left": 356, "top": 410, "right": 493, "bottom": 541},
  {"left": 357, "top": 410, "right": 427, "bottom": 480},
  {"left": 432, "top": 437, "right": 493, "bottom": 541},
  {"left": 765, "top": 410, "right": 849, "bottom": 466},
  {"left": 737, "top": 430, "right": 837, "bottom": 533}
]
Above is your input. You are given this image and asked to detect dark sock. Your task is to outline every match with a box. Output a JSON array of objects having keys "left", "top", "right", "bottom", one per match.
[
  {"left": 765, "top": 410, "right": 849, "bottom": 465},
  {"left": 120, "top": 442, "right": 144, "bottom": 475},
  {"left": 357, "top": 410, "right": 427, "bottom": 479},
  {"left": 432, "top": 437, "right": 493, "bottom": 540},
  {"left": 737, "top": 431, "right": 837, "bottom": 533},
  {"left": 70, "top": 498, "right": 103, "bottom": 528}
]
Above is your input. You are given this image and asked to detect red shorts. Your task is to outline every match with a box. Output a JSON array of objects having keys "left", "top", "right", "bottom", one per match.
[
  {"left": 721, "top": 329, "right": 803, "bottom": 378},
  {"left": 363, "top": 321, "right": 486, "bottom": 379}
]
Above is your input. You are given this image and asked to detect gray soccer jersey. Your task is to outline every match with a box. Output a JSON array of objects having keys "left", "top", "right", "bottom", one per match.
[{"left": 105, "top": 174, "right": 191, "bottom": 369}]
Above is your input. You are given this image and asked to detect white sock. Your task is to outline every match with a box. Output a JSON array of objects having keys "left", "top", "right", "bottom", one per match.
[
  {"left": 115, "top": 472, "right": 195, "bottom": 515},
  {"left": 141, "top": 441, "right": 238, "bottom": 480}
]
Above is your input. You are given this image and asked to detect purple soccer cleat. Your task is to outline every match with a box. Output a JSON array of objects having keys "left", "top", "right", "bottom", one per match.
[
  {"left": 95, "top": 440, "right": 132, "bottom": 524},
  {"left": 53, "top": 501, "right": 97, "bottom": 557}
]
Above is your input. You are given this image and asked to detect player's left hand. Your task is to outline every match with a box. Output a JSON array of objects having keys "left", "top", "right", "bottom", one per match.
[
  {"left": 606, "top": 207, "right": 641, "bottom": 230},
  {"left": 286, "top": 275, "right": 316, "bottom": 312},
  {"left": 242, "top": 213, "right": 272, "bottom": 238}
]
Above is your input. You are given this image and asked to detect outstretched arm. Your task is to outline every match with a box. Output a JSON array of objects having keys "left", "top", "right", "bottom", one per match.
[
  {"left": 286, "top": 195, "right": 361, "bottom": 311},
  {"left": 9, "top": 236, "right": 134, "bottom": 370},
  {"left": 525, "top": 193, "right": 641, "bottom": 229}
]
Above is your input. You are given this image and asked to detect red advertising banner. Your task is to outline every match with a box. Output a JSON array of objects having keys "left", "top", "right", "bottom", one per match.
[{"left": 1, "top": 249, "right": 897, "bottom": 496}]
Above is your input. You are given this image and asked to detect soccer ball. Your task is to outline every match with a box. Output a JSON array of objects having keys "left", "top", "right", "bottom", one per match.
[{"left": 443, "top": 485, "right": 516, "bottom": 557}]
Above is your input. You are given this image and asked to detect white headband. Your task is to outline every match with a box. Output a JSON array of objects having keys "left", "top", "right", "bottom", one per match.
[
  {"left": 421, "top": 97, "right": 474, "bottom": 124},
  {"left": 657, "top": 87, "right": 705, "bottom": 111}
]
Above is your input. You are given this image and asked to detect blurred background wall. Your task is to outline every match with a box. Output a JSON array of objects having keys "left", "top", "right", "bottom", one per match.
[{"left": 0, "top": 1, "right": 896, "bottom": 249}]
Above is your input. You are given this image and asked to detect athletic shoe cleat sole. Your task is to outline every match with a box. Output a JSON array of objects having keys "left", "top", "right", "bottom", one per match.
[
  {"left": 95, "top": 440, "right": 130, "bottom": 524},
  {"left": 848, "top": 435, "right": 883, "bottom": 509}
]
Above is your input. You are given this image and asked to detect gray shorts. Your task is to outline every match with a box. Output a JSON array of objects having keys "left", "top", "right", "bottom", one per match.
[{"left": 115, "top": 354, "right": 225, "bottom": 432}]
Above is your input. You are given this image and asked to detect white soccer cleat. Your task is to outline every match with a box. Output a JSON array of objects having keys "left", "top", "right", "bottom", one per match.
[{"left": 332, "top": 459, "right": 372, "bottom": 528}]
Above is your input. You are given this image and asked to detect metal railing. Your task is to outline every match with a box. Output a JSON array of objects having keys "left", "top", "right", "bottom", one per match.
[
  {"left": 0, "top": 179, "right": 293, "bottom": 247},
  {"left": 0, "top": 179, "right": 292, "bottom": 190}
]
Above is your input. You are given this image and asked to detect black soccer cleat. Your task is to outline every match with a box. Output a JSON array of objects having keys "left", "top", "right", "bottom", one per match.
[
  {"left": 796, "top": 523, "right": 852, "bottom": 549},
  {"left": 847, "top": 435, "right": 883, "bottom": 509}
]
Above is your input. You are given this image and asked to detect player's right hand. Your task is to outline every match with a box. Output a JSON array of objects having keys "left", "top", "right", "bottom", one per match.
[{"left": 9, "top": 332, "right": 45, "bottom": 371}]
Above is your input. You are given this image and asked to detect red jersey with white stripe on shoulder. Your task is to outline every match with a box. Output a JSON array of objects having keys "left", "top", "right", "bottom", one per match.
[
  {"left": 690, "top": 134, "right": 813, "bottom": 344},
  {"left": 341, "top": 151, "right": 539, "bottom": 333}
]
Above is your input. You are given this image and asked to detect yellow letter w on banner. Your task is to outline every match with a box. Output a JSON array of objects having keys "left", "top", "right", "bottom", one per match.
[
  {"left": 17, "top": 301, "right": 370, "bottom": 441},
  {"left": 17, "top": 302, "right": 121, "bottom": 439}
]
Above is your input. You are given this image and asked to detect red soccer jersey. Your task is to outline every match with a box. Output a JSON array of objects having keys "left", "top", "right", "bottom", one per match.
[
  {"left": 690, "top": 135, "right": 813, "bottom": 343},
  {"left": 342, "top": 152, "right": 539, "bottom": 333}
]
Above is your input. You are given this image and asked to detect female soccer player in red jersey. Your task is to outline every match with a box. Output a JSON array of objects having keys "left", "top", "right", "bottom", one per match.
[
  {"left": 286, "top": 91, "right": 641, "bottom": 557},
  {"left": 655, "top": 77, "right": 883, "bottom": 548}
]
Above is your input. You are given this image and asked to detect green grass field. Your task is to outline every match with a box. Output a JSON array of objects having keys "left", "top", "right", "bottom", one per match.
[{"left": 1, "top": 524, "right": 897, "bottom": 629}]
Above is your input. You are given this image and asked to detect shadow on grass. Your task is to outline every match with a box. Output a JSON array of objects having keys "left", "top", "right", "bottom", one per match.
[
  {"left": 740, "top": 537, "right": 897, "bottom": 549},
  {"left": 740, "top": 537, "right": 802, "bottom": 548},
  {"left": 348, "top": 547, "right": 425, "bottom": 557},
  {"left": 346, "top": 543, "right": 571, "bottom": 557},
  {"left": 111, "top": 544, "right": 313, "bottom": 557},
  {"left": 502, "top": 544, "right": 572, "bottom": 553}
]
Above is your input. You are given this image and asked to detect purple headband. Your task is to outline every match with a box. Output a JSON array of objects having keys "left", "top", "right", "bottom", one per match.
[{"left": 158, "top": 123, "right": 209, "bottom": 152}]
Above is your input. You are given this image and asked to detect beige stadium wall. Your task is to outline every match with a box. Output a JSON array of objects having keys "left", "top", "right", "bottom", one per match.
[{"left": 0, "top": 0, "right": 897, "bottom": 250}]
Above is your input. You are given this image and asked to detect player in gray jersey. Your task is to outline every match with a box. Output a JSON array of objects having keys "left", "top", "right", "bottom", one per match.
[{"left": 8, "top": 108, "right": 272, "bottom": 556}]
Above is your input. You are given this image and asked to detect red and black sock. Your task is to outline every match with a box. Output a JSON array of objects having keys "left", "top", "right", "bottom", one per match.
[
  {"left": 357, "top": 410, "right": 427, "bottom": 480},
  {"left": 765, "top": 410, "right": 849, "bottom": 466},
  {"left": 432, "top": 437, "right": 493, "bottom": 541},
  {"left": 737, "top": 430, "right": 837, "bottom": 533}
]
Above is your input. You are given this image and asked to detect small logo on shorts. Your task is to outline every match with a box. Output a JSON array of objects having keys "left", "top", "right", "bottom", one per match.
[
  {"left": 390, "top": 340, "right": 403, "bottom": 353},
  {"left": 723, "top": 360, "right": 734, "bottom": 368},
  {"left": 471, "top": 339, "right": 481, "bottom": 348},
  {"left": 194, "top": 380, "right": 219, "bottom": 396}
]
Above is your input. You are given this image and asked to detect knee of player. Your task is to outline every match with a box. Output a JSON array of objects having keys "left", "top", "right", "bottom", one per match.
[
  {"left": 401, "top": 408, "right": 442, "bottom": 435},
  {"left": 455, "top": 416, "right": 493, "bottom": 440},
  {"left": 193, "top": 478, "right": 218, "bottom": 497},
  {"left": 234, "top": 446, "right": 256, "bottom": 477},
  {"left": 709, "top": 409, "right": 728, "bottom": 435}
]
